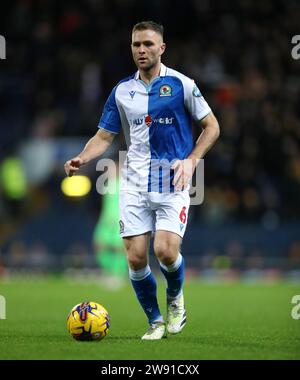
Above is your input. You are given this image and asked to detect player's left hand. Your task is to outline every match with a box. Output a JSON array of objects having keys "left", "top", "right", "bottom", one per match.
[{"left": 171, "top": 158, "right": 198, "bottom": 191}]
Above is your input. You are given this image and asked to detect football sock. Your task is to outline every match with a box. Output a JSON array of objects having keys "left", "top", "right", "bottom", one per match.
[
  {"left": 159, "top": 253, "right": 184, "bottom": 299},
  {"left": 129, "top": 265, "right": 163, "bottom": 324}
]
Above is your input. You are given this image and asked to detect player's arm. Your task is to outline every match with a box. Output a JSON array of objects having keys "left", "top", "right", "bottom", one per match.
[
  {"left": 64, "top": 129, "right": 115, "bottom": 177},
  {"left": 173, "top": 112, "right": 220, "bottom": 191},
  {"left": 188, "top": 111, "right": 220, "bottom": 164}
]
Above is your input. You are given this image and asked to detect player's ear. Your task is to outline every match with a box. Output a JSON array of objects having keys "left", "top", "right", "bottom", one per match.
[{"left": 160, "top": 42, "right": 166, "bottom": 56}]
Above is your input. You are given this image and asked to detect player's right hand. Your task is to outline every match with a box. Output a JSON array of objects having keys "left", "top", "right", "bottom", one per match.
[{"left": 64, "top": 156, "right": 83, "bottom": 177}]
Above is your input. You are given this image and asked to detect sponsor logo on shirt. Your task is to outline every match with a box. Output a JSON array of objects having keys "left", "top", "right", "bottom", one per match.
[
  {"left": 132, "top": 115, "right": 174, "bottom": 127},
  {"left": 155, "top": 117, "right": 174, "bottom": 124},
  {"left": 145, "top": 115, "right": 152, "bottom": 126},
  {"left": 132, "top": 118, "right": 143, "bottom": 126}
]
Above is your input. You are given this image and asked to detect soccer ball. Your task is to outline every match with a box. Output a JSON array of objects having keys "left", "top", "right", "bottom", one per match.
[{"left": 67, "top": 301, "right": 110, "bottom": 341}]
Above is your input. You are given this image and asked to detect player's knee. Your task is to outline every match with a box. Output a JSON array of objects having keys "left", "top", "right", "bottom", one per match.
[
  {"left": 126, "top": 252, "right": 147, "bottom": 270},
  {"left": 154, "top": 241, "right": 177, "bottom": 264}
]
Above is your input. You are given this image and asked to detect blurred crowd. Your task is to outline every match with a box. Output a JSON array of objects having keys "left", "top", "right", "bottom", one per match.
[{"left": 1, "top": 0, "right": 300, "bottom": 264}]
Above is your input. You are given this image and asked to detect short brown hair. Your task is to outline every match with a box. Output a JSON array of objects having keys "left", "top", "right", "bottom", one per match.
[{"left": 132, "top": 21, "right": 164, "bottom": 39}]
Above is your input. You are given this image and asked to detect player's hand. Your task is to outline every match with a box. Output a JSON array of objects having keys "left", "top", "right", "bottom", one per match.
[
  {"left": 171, "top": 158, "right": 198, "bottom": 191},
  {"left": 64, "top": 156, "right": 83, "bottom": 177}
]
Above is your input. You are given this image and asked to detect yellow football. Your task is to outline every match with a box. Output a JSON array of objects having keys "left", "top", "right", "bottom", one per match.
[{"left": 67, "top": 301, "right": 110, "bottom": 341}]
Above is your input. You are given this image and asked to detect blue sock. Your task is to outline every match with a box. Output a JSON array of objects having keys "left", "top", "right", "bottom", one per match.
[
  {"left": 129, "top": 265, "right": 163, "bottom": 324},
  {"left": 159, "top": 253, "right": 184, "bottom": 299}
]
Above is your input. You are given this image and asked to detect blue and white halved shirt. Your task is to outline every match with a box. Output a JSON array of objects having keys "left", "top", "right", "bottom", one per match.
[{"left": 98, "top": 63, "right": 211, "bottom": 192}]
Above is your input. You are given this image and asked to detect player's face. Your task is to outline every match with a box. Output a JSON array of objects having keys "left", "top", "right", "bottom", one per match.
[{"left": 131, "top": 29, "right": 166, "bottom": 71}]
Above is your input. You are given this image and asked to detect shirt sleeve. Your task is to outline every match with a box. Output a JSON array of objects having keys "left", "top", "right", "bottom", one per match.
[
  {"left": 183, "top": 78, "right": 211, "bottom": 122},
  {"left": 98, "top": 86, "right": 121, "bottom": 134}
]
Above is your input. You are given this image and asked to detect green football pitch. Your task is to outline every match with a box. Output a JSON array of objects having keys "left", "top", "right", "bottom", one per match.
[{"left": 0, "top": 276, "right": 299, "bottom": 360}]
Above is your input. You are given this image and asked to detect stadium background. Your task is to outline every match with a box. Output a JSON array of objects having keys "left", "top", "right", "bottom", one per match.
[
  {"left": 0, "top": 0, "right": 300, "bottom": 360},
  {"left": 1, "top": 0, "right": 300, "bottom": 278}
]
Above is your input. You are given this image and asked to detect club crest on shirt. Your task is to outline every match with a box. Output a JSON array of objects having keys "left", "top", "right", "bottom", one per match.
[
  {"left": 159, "top": 85, "right": 172, "bottom": 97},
  {"left": 192, "top": 84, "right": 202, "bottom": 97}
]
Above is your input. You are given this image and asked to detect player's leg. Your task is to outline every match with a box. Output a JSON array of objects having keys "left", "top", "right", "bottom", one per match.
[
  {"left": 153, "top": 190, "right": 190, "bottom": 334},
  {"left": 120, "top": 191, "right": 166, "bottom": 339},
  {"left": 154, "top": 230, "right": 184, "bottom": 299},
  {"left": 153, "top": 230, "right": 186, "bottom": 333},
  {"left": 123, "top": 233, "right": 166, "bottom": 339}
]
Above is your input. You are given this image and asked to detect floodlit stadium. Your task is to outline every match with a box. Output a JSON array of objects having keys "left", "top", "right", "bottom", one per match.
[{"left": 0, "top": 0, "right": 300, "bottom": 361}]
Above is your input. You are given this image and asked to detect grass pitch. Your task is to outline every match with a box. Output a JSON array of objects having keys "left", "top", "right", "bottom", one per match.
[{"left": 0, "top": 276, "right": 299, "bottom": 360}]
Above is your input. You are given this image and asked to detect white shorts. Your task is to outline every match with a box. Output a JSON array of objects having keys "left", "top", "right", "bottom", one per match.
[{"left": 119, "top": 191, "right": 190, "bottom": 238}]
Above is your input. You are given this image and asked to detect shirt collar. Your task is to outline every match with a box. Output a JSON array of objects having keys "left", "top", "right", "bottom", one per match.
[{"left": 134, "top": 63, "right": 167, "bottom": 80}]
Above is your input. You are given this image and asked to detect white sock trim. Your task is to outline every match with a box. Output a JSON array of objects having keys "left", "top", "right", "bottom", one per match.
[
  {"left": 159, "top": 253, "right": 183, "bottom": 273},
  {"left": 129, "top": 265, "right": 151, "bottom": 281}
]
